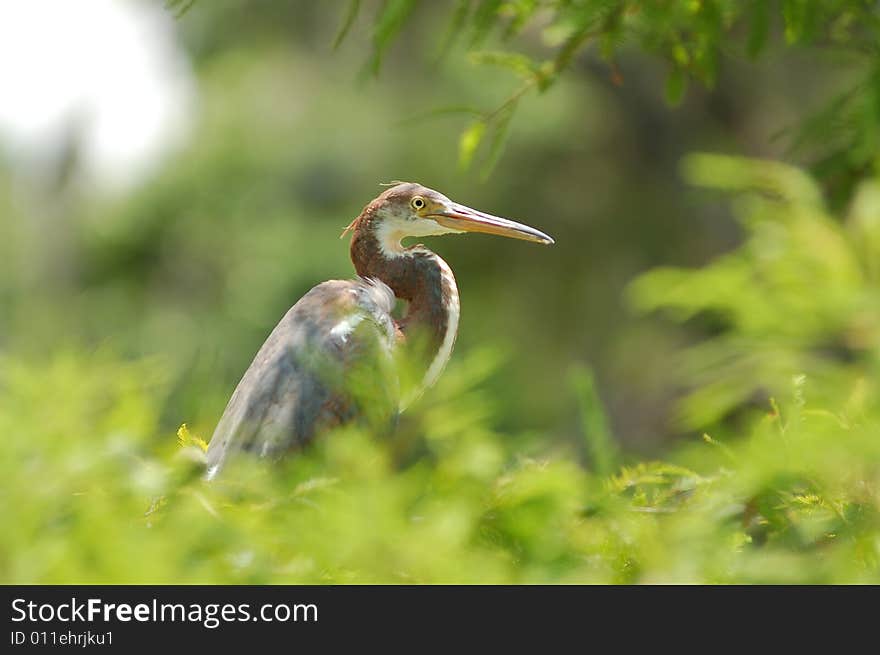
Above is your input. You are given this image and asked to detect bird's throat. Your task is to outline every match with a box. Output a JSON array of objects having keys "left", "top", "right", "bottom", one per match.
[{"left": 350, "top": 230, "right": 460, "bottom": 395}]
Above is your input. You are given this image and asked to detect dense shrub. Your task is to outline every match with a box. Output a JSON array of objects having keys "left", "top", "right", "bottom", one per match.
[{"left": 3, "top": 157, "right": 878, "bottom": 583}]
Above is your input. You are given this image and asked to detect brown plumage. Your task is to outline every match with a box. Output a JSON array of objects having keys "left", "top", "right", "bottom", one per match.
[{"left": 205, "top": 182, "right": 553, "bottom": 478}]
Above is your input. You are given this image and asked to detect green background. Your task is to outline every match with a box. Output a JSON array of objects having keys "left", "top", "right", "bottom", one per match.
[{"left": 2, "top": 1, "right": 879, "bottom": 583}]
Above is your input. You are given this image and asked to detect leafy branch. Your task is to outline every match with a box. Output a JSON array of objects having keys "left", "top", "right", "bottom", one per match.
[
  {"left": 167, "top": 1, "right": 880, "bottom": 191},
  {"left": 334, "top": 0, "right": 880, "bottom": 186}
]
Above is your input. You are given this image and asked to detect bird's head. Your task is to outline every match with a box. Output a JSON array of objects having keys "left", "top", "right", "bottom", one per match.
[{"left": 343, "top": 182, "right": 554, "bottom": 255}]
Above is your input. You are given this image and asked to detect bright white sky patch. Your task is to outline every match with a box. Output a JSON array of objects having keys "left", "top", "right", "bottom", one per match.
[{"left": 0, "top": 0, "right": 195, "bottom": 190}]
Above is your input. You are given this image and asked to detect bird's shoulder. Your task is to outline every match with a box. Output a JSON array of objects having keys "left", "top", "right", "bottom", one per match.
[
  {"left": 300, "top": 278, "right": 395, "bottom": 317},
  {"left": 205, "top": 278, "right": 399, "bottom": 475},
  {"left": 280, "top": 278, "right": 397, "bottom": 350}
]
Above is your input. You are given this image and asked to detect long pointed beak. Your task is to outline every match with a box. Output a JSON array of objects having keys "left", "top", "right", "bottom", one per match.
[{"left": 431, "top": 203, "right": 554, "bottom": 245}]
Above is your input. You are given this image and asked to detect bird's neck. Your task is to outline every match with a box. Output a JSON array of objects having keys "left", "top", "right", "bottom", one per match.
[{"left": 350, "top": 229, "right": 460, "bottom": 391}]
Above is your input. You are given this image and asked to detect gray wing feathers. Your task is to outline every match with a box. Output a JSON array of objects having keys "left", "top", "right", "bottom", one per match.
[{"left": 205, "top": 279, "right": 396, "bottom": 478}]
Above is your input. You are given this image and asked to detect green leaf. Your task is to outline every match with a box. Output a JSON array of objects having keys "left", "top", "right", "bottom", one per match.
[
  {"left": 481, "top": 104, "right": 516, "bottom": 179},
  {"left": 469, "top": 50, "right": 540, "bottom": 81},
  {"left": 782, "top": 0, "right": 807, "bottom": 43},
  {"left": 571, "top": 365, "right": 620, "bottom": 477},
  {"left": 502, "top": 0, "right": 539, "bottom": 40},
  {"left": 747, "top": 0, "right": 768, "bottom": 58},
  {"left": 848, "top": 179, "right": 880, "bottom": 280},
  {"left": 681, "top": 153, "right": 824, "bottom": 208},
  {"left": 333, "top": 0, "right": 362, "bottom": 51},
  {"left": 367, "top": 0, "right": 420, "bottom": 77},
  {"left": 436, "top": 0, "right": 471, "bottom": 61},
  {"left": 471, "top": 0, "right": 504, "bottom": 46},
  {"left": 458, "top": 120, "right": 487, "bottom": 170}
]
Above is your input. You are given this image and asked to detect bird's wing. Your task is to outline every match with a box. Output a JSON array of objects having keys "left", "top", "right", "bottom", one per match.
[{"left": 205, "top": 278, "right": 397, "bottom": 478}]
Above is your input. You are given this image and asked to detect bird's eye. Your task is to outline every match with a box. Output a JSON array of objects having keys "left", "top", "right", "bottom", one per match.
[{"left": 411, "top": 197, "right": 425, "bottom": 211}]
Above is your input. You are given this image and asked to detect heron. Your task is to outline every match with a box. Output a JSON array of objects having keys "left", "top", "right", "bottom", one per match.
[{"left": 205, "top": 182, "right": 553, "bottom": 478}]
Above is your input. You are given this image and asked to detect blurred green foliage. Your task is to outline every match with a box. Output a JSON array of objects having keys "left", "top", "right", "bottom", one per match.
[
  {"left": 3, "top": 157, "right": 880, "bottom": 583},
  {"left": 318, "top": 0, "right": 880, "bottom": 186},
  {"left": 1, "top": 2, "right": 880, "bottom": 583},
  {"left": 631, "top": 155, "right": 880, "bottom": 430}
]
